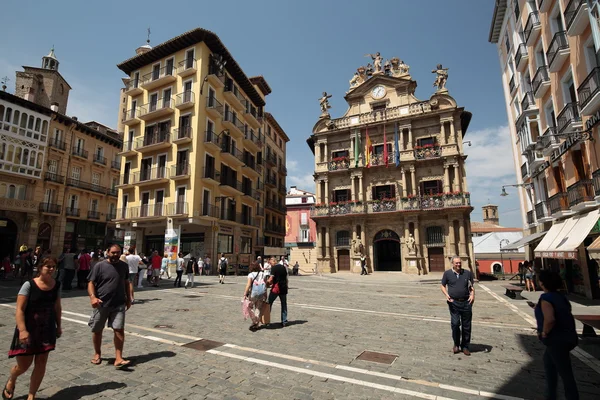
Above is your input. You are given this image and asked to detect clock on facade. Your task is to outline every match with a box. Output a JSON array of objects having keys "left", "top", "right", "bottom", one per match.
[{"left": 371, "top": 85, "right": 386, "bottom": 99}]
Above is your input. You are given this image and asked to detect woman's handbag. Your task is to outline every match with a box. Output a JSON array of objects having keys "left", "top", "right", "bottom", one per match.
[{"left": 271, "top": 282, "right": 280, "bottom": 295}]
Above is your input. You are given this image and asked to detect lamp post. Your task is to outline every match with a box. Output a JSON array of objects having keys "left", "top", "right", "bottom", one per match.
[{"left": 499, "top": 238, "right": 510, "bottom": 274}]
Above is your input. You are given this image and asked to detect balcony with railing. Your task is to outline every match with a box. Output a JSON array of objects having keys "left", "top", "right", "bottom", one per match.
[
  {"left": 540, "top": 126, "right": 560, "bottom": 156},
  {"left": 265, "top": 152, "right": 277, "bottom": 166},
  {"left": 509, "top": 75, "right": 516, "bottom": 95},
  {"left": 223, "top": 111, "right": 245, "bottom": 136},
  {"left": 224, "top": 84, "right": 247, "bottom": 111},
  {"left": 265, "top": 222, "right": 286, "bottom": 235},
  {"left": 220, "top": 143, "right": 244, "bottom": 165},
  {"left": 48, "top": 139, "right": 66, "bottom": 152},
  {"left": 199, "top": 203, "right": 220, "bottom": 218},
  {"left": 115, "top": 207, "right": 139, "bottom": 220},
  {"left": 139, "top": 97, "right": 175, "bottom": 120},
  {"left": 141, "top": 65, "right": 176, "bottom": 90},
  {"left": 124, "top": 77, "right": 142, "bottom": 95},
  {"left": 546, "top": 31, "right": 570, "bottom": 72},
  {"left": 93, "top": 154, "right": 106, "bottom": 165},
  {"left": 39, "top": 203, "right": 61, "bottom": 214},
  {"left": 175, "top": 91, "right": 195, "bottom": 110},
  {"left": 204, "top": 130, "right": 220, "bottom": 151},
  {"left": 279, "top": 164, "right": 287, "bottom": 175},
  {"left": 171, "top": 164, "right": 190, "bottom": 180},
  {"left": 564, "top": 0, "right": 589, "bottom": 36},
  {"left": 370, "top": 152, "right": 394, "bottom": 167},
  {"left": 278, "top": 184, "right": 287, "bottom": 194},
  {"left": 87, "top": 210, "right": 101, "bottom": 220},
  {"left": 532, "top": 66, "right": 551, "bottom": 98},
  {"left": 577, "top": 67, "right": 600, "bottom": 116},
  {"left": 548, "top": 192, "right": 572, "bottom": 216},
  {"left": 120, "top": 141, "right": 136, "bottom": 156},
  {"left": 328, "top": 156, "right": 350, "bottom": 171},
  {"left": 167, "top": 202, "right": 188, "bottom": 216},
  {"left": 66, "top": 178, "right": 106, "bottom": 194},
  {"left": 414, "top": 145, "right": 441, "bottom": 160},
  {"left": 535, "top": 201, "right": 552, "bottom": 221},
  {"left": 71, "top": 146, "right": 88, "bottom": 160},
  {"left": 139, "top": 203, "right": 166, "bottom": 218},
  {"left": 296, "top": 234, "right": 315, "bottom": 243},
  {"left": 255, "top": 206, "right": 265, "bottom": 217},
  {"left": 265, "top": 199, "right": 286, "bottom": 214},
  {"left": 538, "top": 0, "right": 550, "bottom": 13},
  {"left": 173, "top": 126, "right": 192, "bottom": 144},
  {"left": 133, "top": 167, "right": 170, "bottom": 186},
  {"left": 177, "top": 58, "right": 197, "bottom": 77},
  {"left": 111, "top": 159, "right": 121, "bottom": 171},
  {"left": 206, "top": 96, "right": 224, "bottom": 119},
  {"left": 515, "top": 44, "right": 529, "bottom": 72},
  {"left": 44, "top": 172, "right": 64, "bottom": 184},
  {"left": 245, "top": 103, "right": 261, "bottom": 128},
  {"left": 526, "top": 148, "right": 545, "bottom": 170},
  {"left": 367, "top": 199, "right": 397, "bottom": 213},
  {"left": 521, "top": 92, "right": 536, "bottom": 112},
  {"left": 527, "top": 210, "right": 536, "bottom": 226},
  {"left": 202, "top": 167, "right": 219, "bottom": 182},
  {"left": 265, "top": 174, "right": 277, "bottom": 187},
  {"left": 122, "top": 108, "right": 141, "bottom": 125},
  {"left": 524, "top": 11, "right": 541, "bottom": 45},
  {"left": 243, "top": 129, "right": 262, "bottom": 151},
  {"left": 219, "top": 175, "right": 243, "bottom": 194},
  {"left": 135, "top": 131, "right": 171, "bottom": 152},
  {"left": 106, "top": 211, "right": 117, "bottom": 221},
  {"left": 556, "top": 102, "right": 581, "bottom": 133},
  {"left": 567, "top": 179, "right": 595, "bottom": 210},
  {"left": 65, "top": 207, "right": 80, "bottom": 217},
  {"left": 521, "top": 162, "right": 529, "bottom": 179},
  {"left": 107, "top": 187, "right": 118, "bottom": 197}
]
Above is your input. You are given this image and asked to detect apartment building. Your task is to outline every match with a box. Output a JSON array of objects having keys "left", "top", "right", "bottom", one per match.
[
  {"left": 489, "top": 0, "right": 600, "bottom": 298},
  {"left": 307, "top": 54, "right": 473, "bottom": 274},
  {"left": 285, "top": 186, "right": 317, "bottom": 271},
  {"left": 0, "top": 49, "right": 122, "bottom": 258},
  {"left": 115, "top": 28, "right": 287, "bottom": 269}
]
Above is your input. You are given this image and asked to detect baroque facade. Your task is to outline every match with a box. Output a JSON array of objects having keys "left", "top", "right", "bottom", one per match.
[{"left": 308, "top": 55, "right": 474, "bottom": 274}]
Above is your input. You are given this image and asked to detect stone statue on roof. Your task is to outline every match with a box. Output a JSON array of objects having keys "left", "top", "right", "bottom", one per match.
[
  {"left": 365, "top": 52, "right": 384, "bottom": 74},
  {"left": 318, "top": 91, "right": 332, "bottom": 118},
  {"left": 432, "top": 64, "right": 449, "bottom": 92}
]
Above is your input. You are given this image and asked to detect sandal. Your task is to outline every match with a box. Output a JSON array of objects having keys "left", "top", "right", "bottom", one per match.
[
  {"left": 90, "top": 357, "right": 102, "bottom": 365},
  {"left": 2, "top": 381, "right": 14, "bottom": 400},
  {"left": 114, "top": 360, "right": 131, "bottom": 369},
  {"left": 249, "top": 324, "right": 259, "bottom": 332}
]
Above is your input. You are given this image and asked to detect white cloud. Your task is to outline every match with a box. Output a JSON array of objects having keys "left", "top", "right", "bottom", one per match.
[
  {"left": 287, "top": 159, "right": 299, "bottom": 171},
  {"left": 288, "top": 174, "right": 316, "bottom": 192}
]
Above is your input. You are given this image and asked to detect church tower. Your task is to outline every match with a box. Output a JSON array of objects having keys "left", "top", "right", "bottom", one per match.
[
  {"left": 482, "top": 204, "right": 499, "bottom": 225},
  {"left": 15, "top": 47, "right": 72, "bottom": 114}
]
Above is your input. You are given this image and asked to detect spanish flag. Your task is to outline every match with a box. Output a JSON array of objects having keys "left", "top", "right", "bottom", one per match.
[{"left": 365, "top": 126, "right": 373, "bottom": 168}]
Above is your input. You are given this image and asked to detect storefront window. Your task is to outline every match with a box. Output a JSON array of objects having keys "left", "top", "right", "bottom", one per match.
[
  {"left": 217, "top": 234, "right": 233, "bottom": 254},
  {"left": 240, "top": 236, "right": 252, "bottom": 254}
]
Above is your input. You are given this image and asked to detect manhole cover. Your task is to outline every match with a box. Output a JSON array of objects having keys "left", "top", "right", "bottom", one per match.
[
  {"left": 154, "top": 324, "right": 174, "bottom": 329},
  {"left": 183, "top": 339, "right": 225, "bottom": 351},
  {"left": 176, "top": 308, "right": 190, "bottom": 312},
  {"left": 356, "top": 351, "right": 398, "bottom": 365}
]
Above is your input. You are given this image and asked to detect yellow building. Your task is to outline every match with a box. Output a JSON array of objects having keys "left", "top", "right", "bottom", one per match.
[
  {"left": 0, "top": 49, "right": 122, "bottom": 258},
  {"left": 489, "top": 0, "right": 600, "bottom": 299},
  {"left": 115, "top": 28, "right": 287, "bottom": 269}
]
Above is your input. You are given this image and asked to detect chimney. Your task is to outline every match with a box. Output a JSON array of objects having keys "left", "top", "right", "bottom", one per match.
[{"left": 50, "top": 102, "right": 59, "bottom": 112}]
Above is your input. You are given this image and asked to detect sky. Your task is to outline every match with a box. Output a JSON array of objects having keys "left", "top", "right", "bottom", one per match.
[{"left": 0, "top": 0, "right": 522, "bottom": 227}]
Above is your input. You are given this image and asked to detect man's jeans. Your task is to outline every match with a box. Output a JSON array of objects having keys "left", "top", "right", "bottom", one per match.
[
  {"left": 448, "top": 299, "right": 472, "bottom": 349},
  {"left": 543, "top": 345, "right": 579, "bottom": 400},
  {"left": 268, "top": 293, "right": 288, "bottom": 323}
]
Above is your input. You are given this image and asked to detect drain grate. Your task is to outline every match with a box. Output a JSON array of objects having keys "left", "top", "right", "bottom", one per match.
[
  {"left": 154, "top": 324, "right": 174, "bottom": 329},
  {"left": 183, "top": 339, "right": 225, "bottom": 351},
  {"left": 176, "top": 308, "right": 190, "bottom": 312},
  {"left": 356, "top": 351, "right": 398, "bottom": 365}
]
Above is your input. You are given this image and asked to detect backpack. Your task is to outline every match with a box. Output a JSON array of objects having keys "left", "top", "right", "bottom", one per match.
[
  {"left": 220, "top": 258, "right": 228, "bottom": 269},
  {"left": 250, "top": 271, "right": 266, "bottom": 299}
]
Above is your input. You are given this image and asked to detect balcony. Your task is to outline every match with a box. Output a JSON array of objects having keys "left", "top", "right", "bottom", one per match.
[
  {"left": 223, "top": 111, "right": 245, "bottom": 137},
  {"left": 535, "top": 201, "right": 552, "bottom": 222},
  {"left": 370, "top": 152, "right": 394, "bottom": 167},
  {"left": 242, "top": 184, "right": 259, "bottom": 201},
  {"left": 106, "top": 212, "right": 116, "bottom": 221},
  {"left": 220, "top": 176, "right": 243, "bottom": 194},
  {"left": 509, "top": 75, "right": 516, "bottom": 95},
  {"left": 266, "top": 199, "right": 286, "bottom": 214},
  {"left": 546, "top": 31, "right": 569, "bottom": 73},
  {"left": 139, "top": 203, "right": 166, "bottom": 219},
  {"left": 44, "top": 172, "right": 65, "bottom": 184},
  {"left": 139, "top": 97, "right": 174, "bottom": 121},
  {"left": 279, "top": 164, "right": 287, "bottom": 175},
  {"left": 540, "top": 126, "right": 560, "bottom": 156},
  {"left": 171, "top": 163, "right": 190, "bottom": 180},
  {"left": 220, "top": 143, "right": 244, "bottom": 166},
  {"left": 328, "top": 157, "right": 350, "bottom": 171},
  {"left": 177, "top": 58, "right": 197, "bottom": 77},
  {"left": 255, "top": 206, "right": 265, "bottom": 217},
  {"left": 556, "top": 102, "right": 581, "bottom": 134},
  {"left": 39, "top": 203, "right": 61, "bottom": 214},
  {"left": 245, "top": 104, "right": 261, "bottom": 128},
  {"left": 206, "top": 96, "right": 224, "bottom": 120},
  {"left": 567, "top": 179, "right": 596, "bottom": 211},
  {"left": 66, "top": 178, "right": 107, "bottom": 194},
  {"left": 48, "top": 139, "right": 66, "bottom": 152},
  {"left": 224, "top": 84, "right": 247, "bottom": 111},
  {"left": 115, "top": 207, "right": 139, "bottom": 220},
  {"left": 564, "top": 0, "right": 589, "bottom": 36},
  {"left": 532, "top": 66, "right": 551, "bottom": 98},
  {"left": 515, "top": 44, "right": 529, "bottom": 72},
  {"left": 265, "top": 222, "right": 286, "bottom": 235},
  {"left": 87, "top": 210, "right": 101, "bottom": 220},
  {"left": 124, "top": 78, "right": 143, "bottom": 96},
  {"left": 135, "top": 131, "right": 171, "bottom": 152},
  {"left": 111, "top": 159, "right": 121, "bottom": 171},
  {"left": 527, "top": 210, "right": 536, "bottom": 226},
  {"left": 521, "top": 162, "right": 529, "bottom": 179},
  {"left": 548, "top": 192, "right": 573, "bottom": 217},
  {"left": 578, "top": 67, "right": 600, "bottom": 116},
  {"left": 173, "top": 126, "right": 192, "bottom": 145},
  {"left": 107, "top": 187, "right": 118, "bottom": 197},
  {"left": 141, "top": 65, "right": 176, "bottom": 91},
  {"left": 243, "top": 130, "right": 262, "bottom": 152},
  {"left": 367, "top": 199, "right": 397, "bottom": 213},
  {"left": 206, "top": 62, "right": 226, "bottom": 89},
  {"left": 414, "top": 145, "right": 442, "bottom": 160},
  {"left": 122, "top": 108, "right": 141, "bottom": 126},
  {"left": 167, "top": 202, "right": 188, "bottom": 216},
  {"left": 93, "top": 154, "right": 106, "bottom": 166},
  {"left": 119, "top": 141, "right": 137, "bottom": 156},
  {"left": 204, "top": 130, "right": 220, "bottom": 151},
  {"left": 594, "top": 169, "right": 600, "bottom": 201},
  {"left": 526, "top": 148, "right": 545, "bottom": 170},
  {"left": 265, "top": 152, "right": 277, "bottom": 167},
  {"left": 117, "top": 174, "right": 133, "bottom": 187},
  {"left": 524, "top": 11, "right": 541, "bottom": 45},
  {"left": 133, "top": 167, "right": 170, "bottom": 186},
  {"left": 65, "top": 207, "right": 80, "bottom": 217},
  {"left": 199, "top": 203, "right": 220, "bottom": 219},
  {"left": 538, "top": 0, "right": 550, "bottom": 13},
  {"left": 202, "top": 167, "right": 220, "bottom": 183},
  {"left": 521, "top": 92, "right": 536, "bottom": 112},
  {"left": 175, "top": 91, "right": 195, "bottom": 110},
  {"left": 265, "top": 174, "right": 277, "bottom": 188},
  {"left": 71, "top": 146, "right": 88, "bottom": 160},
  {"left": 278, "top": 184, "right": 287, "bottom": 195}
]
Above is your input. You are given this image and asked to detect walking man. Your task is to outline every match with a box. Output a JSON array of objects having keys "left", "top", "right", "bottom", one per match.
[
  {"left": 61, "top": 247, "right": 76, "bottom": 291},
  {"left": 160, "top": 254, "right": 170, "bottom": 279},
  {"left": 360, "top": 253, "right": 368, "bottom": 275},
  {"left": 150, "top": 250, "right": 161, "bottom": 287},
  {"left": 440, "top": 256, "right": 474, "bottom": 356},
  {"left": 268, "top": 257, "right": 289, "bottom": 327},
  {"left": 87, "top": 244, "right": 132, "bottom": 369}
]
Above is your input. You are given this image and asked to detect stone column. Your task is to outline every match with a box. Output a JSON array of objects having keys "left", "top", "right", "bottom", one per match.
[
  {"left": 413, "top": 222, "right": 421, "bottom": 255},
  {"left": 317, "top": 228, "right": 323, "bottom": 257},
  {"left": 410, "top": 166, "right": 416, "bottom": 195},
  {"left": 452, "top": 164, "right": 460, "bottom": 192},
  {"left": 448, "top": 219, "right": 456, "bottom": 257},
  {"left": 407, "top": 127, "right": 413, "bottom": 150},
  {"left": 324, "top": 179, "right": 329, "bottom": 203},
  {"left": 325, "top": 226, "right": 330, "bottom": 258},
  {"left": 315, "top": 143, "right": 321, "bottom": 164},
  {"left": 461, "top": 162, "right": 468, "bottom": 192},
  {"left": 440, "top": 121, "right": 446, "bottom": 145},
  {"left": 401, "top": 168, "right": 407, "bottom": 197},
  {"left": 358, "top": 176, "right": 363, "bottom": 201},
  {"left": 449, "top": 119, "right": 456, "bottom": 144},
  {"left": 316, "top": 180, "right": 321, "bottom": 203},
  {"left": 399, "top": 130, "right": 405, "bottom": 151},
  {"left": 324, "top": 142, "right": 328, "bottom": 161},
  {"left": 443, "top": 165, "right": 450, "bottom": 192},
  {"left": 350, "top": 176, "right": 355, "bottom": 201},
  {"left": 458, "top": 219, "right": 468, "bottom": 257},
  {"left": 350, "top": 133, "right": 355, "bottom": 163}
]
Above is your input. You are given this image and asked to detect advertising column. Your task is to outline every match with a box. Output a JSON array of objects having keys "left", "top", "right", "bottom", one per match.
[
  {"left": 164, "top": 228, "right": 180, "bottom": 271},
  {"left": 124, "top": 231, "right": 137, "bottom": 254}
]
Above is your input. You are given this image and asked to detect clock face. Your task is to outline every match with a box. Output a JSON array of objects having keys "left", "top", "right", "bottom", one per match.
[{"left": 372, "top": 85, "right": 386, "bottom": 99}]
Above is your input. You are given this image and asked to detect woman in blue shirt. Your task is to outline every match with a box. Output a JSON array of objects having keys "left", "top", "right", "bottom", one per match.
[{"left": 533, "top": 269, "right": 579, "bottom": 400}]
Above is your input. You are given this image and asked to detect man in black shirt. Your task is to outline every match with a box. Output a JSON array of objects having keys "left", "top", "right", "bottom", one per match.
[
  {"left": 268, "top": 262, "right": 288, "bottom": 327},
  {"left": 440, "top": 256, "right": 474, "bottom": 356}
]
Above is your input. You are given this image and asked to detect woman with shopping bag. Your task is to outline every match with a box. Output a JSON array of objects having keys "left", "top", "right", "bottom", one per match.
[{"left": 242, "top": 261, "right": 270, "bottom": 331}]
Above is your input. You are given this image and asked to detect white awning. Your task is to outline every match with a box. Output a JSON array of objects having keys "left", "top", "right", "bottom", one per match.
[
  {"left": 502, "top": 230, "right": 547, "bottom": 251},
  {"left": 587, "top": 235, "right": 600, "bottom": 260},
  {"left": 535, "top": 209, "right": 600, "bottom": 259}
]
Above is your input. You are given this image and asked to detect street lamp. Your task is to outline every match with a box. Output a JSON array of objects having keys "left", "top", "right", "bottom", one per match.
[
  {"left": 499, "top": 238, "right": 510, "bottom": 274},
  {"left": 500, "top": 183, "right": 532, "bottom": 197}
]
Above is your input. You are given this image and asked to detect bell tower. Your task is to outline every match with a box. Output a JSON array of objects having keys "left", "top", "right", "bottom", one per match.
[{"left": 482, "top": 204, "right": 499, "bottom": 225}]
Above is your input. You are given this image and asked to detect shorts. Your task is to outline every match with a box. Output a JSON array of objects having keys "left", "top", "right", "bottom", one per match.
[
  {"left": 152, "top": 269, "right": 161, "bottom": 277},
  {"left": 525, "top": 273, "right": 533, "bottom": 279},
  {"left": 88, "top": 305, "right": 126, "bottom": 332},
  {"left": 128, "top": 272, "right": 138, "bottom": 282}
]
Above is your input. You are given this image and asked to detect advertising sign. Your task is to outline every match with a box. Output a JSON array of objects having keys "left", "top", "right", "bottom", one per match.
[
  {"left": 124, "top": 231, "right": 137, "bottom": 254},
  {"left": 164, "top": 229, "right": 179, "bottom": 267}
]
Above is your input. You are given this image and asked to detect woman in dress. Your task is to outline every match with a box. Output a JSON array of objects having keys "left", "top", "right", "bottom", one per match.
[
  {"left": 242, "top": 262, "right": 267, "bottom": 331},
  {"left": 3, "top": 256, "right": 62, "bottom": 400}
]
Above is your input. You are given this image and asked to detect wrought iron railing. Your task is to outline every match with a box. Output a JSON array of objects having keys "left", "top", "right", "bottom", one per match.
[
  {"left": 577, "top": 67, "right": 600, "bottom": 111},
  {"left": 567, "top": 179, "right": 594, "bottom": 207},
  {"left": 524, "top": 11, "right": 541, "bottom": 43},
  {"left": 532, "top": 66, "right": 550, "bottom": 95},
  {"left": 546, "top": 31, "right": 569, "bottom": 68},
  {"left": 556, "top": 102, "right": 581, "bottom": 133},
  {"left": 548, "top": 192, "right": 570, "bottom": 214}
]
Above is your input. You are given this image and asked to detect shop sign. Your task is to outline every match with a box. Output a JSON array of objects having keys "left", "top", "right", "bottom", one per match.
[
  {"left": 550, "top": 131, "right": 592, "bottom": 163},
  {"left": 240, "top": 229, "right": 252, "bottom": 236},
  {"left": 536, "top": 251, "right": 577, "bottom": 259},
  {"left": 531, "top": 160, "right": 550, "bottom": 178},
  {"left": 585, "top": 109, "right": 600, "bottom": 130},
  {"left": 37, "top": 223, "right": 52, "bottom": 239},
  {"left": 219, "top": 226, "right": 234, "bottom": 234}
]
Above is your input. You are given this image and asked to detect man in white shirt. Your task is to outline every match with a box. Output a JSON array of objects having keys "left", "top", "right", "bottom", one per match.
[
  {"left": 125, "top": 251, "right": 143, "bottom": 300},
  {"left": 174, "top": 253, "right": 185, "bottom": 287},
  {"left": 197, "top": 257, "right": 204, "bottom": 276}
]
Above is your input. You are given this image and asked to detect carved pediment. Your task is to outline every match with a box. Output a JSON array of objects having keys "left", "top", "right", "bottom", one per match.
[{"left": 345, "top": 75, "right": 415, "bottom": 102}]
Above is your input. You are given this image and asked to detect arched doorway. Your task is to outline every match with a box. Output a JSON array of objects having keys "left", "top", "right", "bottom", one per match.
[
  {"left": 374, "top": 230, "right": 401, "bottom": 271},
  {"left": 0, "top": 218, "right": 18, "bottom": 261}
]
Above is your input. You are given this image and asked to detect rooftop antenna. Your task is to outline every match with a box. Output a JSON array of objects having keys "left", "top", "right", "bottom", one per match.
[
  {"left": 147, "top": 27, "right": 151, "bottom": 45},
  {"left": 1, "top": 76, "right": 9, "bottom": 91}
]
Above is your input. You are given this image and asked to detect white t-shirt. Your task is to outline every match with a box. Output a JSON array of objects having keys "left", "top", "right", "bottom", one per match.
[
  {"left": 197, "top": 259, "right": 204, "bottom": 268},
  {"left": 176, "top": 257, "right": 185, "bottom": 271},
  {"left": 126, "top": 254, "right": 142, "bottom": 274}
]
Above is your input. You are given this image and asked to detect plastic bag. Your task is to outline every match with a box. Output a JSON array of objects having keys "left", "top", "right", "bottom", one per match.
[{"left": 241, "top": 297, "right": 252, "bottom": 320}]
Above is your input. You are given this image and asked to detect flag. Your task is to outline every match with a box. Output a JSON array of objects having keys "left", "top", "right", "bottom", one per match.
[
  {"left": 394, "top": 122, "right": 400, "bottom": 167},
  {"left": 365, "top": 126, "right": 373, "bottom": 168},
  {"left": 383, "top": 124, "right": 389, "bottom": 168},
  {"left": 354, "top": 129, "right": 361, "bottom": 168}
]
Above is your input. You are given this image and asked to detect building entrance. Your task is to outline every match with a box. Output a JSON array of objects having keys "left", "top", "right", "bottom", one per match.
[
  {"left": 428, "top": 247, "right": 446, "bottom": 272},
  {"left": 373, "top": 230, "right": 401, "bottom": 271},
  {"left": 0, "top": 218, "right": 18, "bottom": 261},
  {"left": 337, "top": 249, "right": 350, "bottom": 271}
]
